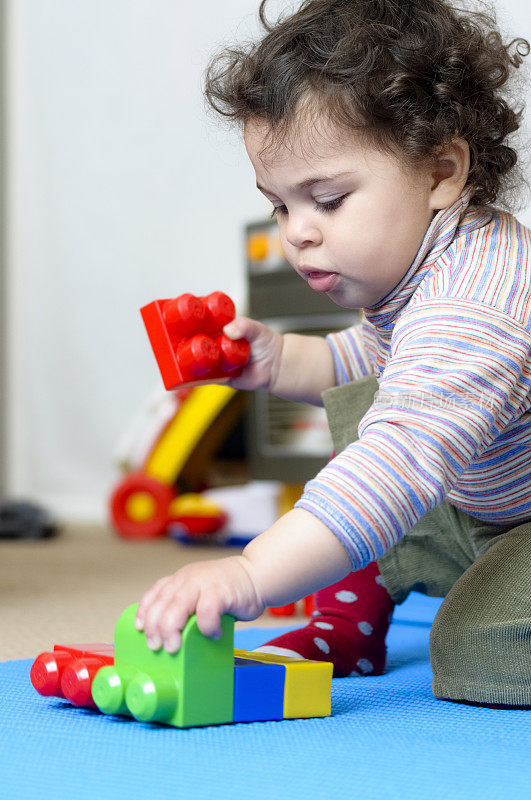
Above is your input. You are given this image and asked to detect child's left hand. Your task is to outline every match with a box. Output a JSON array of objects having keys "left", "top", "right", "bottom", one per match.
[{"left": 134, "top": 554, "right": 265, "bottom": 653}]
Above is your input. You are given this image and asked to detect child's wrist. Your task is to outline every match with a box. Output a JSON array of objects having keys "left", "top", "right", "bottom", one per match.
[
  {"left": 241, "top": 508, "right": 351, "bottom": 608},
  {"left": 267, "top": 331, "right": 287, "bottom": 395}
]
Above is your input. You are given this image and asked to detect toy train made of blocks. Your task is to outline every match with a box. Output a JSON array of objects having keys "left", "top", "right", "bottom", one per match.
[{"left": 31, "top": 604, "right": 332, "bottom": 727}]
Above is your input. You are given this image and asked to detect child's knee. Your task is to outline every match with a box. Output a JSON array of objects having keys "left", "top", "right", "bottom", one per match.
[{"left": 428, "top": 562, "right": 531, "bottom": 705}]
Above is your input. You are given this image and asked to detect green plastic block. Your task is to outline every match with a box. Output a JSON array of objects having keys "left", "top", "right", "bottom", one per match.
[{"left": 92, "top": 604, "right": 234, "bottom": 728}]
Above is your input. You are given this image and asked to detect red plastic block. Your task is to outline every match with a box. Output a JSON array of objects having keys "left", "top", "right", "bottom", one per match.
[
  {"left": 140, "top": 291, "right": 250, "bottom": 390},
  {"left": 61, "top": 657, "right": 111, "bottom": 708},
  {"left": 269, "top": 594, "right": 315, "bottom": 617},
  {"left": 30, "top": 643, "right": 114, "bottom": 707},
  {"left": 303, "top": 594, "right": 316, "bottom": 616},
  {"left": 30, "top": 650, "right": 71, "bottom": 698},
  {"left": 54, "top": 644, "right": 114, "bottom": 658}
]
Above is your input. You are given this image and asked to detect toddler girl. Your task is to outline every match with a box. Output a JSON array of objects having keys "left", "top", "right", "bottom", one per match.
[{"left": 136, "top": 0, "right": 531, "bottom": 707}]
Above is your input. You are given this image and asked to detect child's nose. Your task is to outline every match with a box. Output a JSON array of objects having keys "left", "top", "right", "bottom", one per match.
[{"left": 285, "top": 215, "right": 322, "bottom": 249}]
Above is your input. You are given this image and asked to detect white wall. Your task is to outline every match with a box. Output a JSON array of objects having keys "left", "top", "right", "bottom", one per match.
[
  {"left": 6, "top": 1, "right": 275, "bottom": 520},
  {"left": 5, "top": 0, "right": 531, "bottom": 522}
]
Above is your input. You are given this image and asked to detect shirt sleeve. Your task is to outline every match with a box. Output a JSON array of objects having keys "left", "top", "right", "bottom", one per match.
[
  {"left": 297, "top": 299, "right": 531, "bottom": 569},
  {"left": 326, "top": 321, "right": 375, "bottom": 385}
]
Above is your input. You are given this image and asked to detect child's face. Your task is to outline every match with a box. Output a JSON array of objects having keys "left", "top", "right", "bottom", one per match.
[{"left": 244, "top": 116, "right": 438, "bottom": 308}]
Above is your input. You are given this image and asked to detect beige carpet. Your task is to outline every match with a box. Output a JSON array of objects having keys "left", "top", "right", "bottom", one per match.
[{"left": 0, "top": 524, "right": 300, "bottom": 661}]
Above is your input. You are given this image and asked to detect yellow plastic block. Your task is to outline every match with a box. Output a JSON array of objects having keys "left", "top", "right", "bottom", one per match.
[{"left": 234, "top": 648, "right": 332, "bottom": 719}]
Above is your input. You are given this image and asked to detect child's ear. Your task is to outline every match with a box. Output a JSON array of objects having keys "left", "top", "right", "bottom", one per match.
[{"left": 428, "top": 138, "right": 470, "bottom": 210}]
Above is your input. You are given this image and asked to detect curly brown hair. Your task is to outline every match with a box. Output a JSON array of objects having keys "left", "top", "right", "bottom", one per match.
[{"left": 204, "top": 0, "right": 530, "bottom": 207}]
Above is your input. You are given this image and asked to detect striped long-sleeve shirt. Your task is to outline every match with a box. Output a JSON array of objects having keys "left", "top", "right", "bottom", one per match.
[{"left": 295, "top": 188, "right": 531, "bottom": 569}]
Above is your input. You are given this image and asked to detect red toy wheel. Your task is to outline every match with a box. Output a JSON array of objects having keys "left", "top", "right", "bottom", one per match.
[
  {"left": 30, "top": 650, "right": 71, "bottom": 697},
  {"left": 110, "top": 473, "right": 175, "bottom": 539},
  {"left": 61, "top": 657, "right": 105, "bottom": 707}
]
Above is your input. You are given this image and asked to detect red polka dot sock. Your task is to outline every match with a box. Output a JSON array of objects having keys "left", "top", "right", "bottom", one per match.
[{"left": 255, "top": 562, "right": 395, "bottom": 677}]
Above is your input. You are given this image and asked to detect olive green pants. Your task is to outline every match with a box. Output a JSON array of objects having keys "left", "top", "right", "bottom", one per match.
[{"left": 322, "top": 376, "right": 531, "bottom": 706}]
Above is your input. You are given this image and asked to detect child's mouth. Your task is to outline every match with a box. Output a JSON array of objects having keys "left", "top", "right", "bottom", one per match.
[{"left": 306, "top": 270, "right": 340, "bottom": 293}]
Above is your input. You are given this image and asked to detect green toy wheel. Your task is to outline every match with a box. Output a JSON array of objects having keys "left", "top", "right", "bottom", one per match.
[
  {"left": 92, "top": 666, "right": 128, "bottom": 715},
  {"left": 125, "top": 672, "right": 178, "bottom": 723}
]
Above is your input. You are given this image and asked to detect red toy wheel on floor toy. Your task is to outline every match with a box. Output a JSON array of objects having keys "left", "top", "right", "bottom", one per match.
[{"left": 110, "top": 472, "right": 175, "bottom": 539}]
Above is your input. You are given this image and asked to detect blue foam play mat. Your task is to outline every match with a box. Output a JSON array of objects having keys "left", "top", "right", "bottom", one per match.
[{"left": 1, "top": 592, "right": 529, "bottom": 799}]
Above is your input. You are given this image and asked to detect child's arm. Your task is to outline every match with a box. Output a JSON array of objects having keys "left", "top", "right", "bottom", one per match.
[
  {"left": 135, "top": 507, "right": 351, "bottom": 653},
  {"left": 225, "top": 317, "right": 336, "bottom": 406},
  {"left": 273, "top": 332, "right": 337, "bottom": 405}
]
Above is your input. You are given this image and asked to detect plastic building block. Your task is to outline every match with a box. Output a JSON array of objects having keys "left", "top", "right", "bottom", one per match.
[
  {"left": 269, "top": 603, "right": 297, "bottom": 616},
  {"left": 233, "top": 657, "right": 285, "bottom": 723},
  {"left": 91, "top": 604, "right": 235, "bottom": 727},
  {"left": 32, "top": 612, "right": 332, "bottom": 727},
  {"left": 90, "top": 605, "right": 332, "bottom": 727},
  {"left": 30, "top": 644, "right": 114, "bottom": 707},
  {"left": 233, "top": 649, "right": 332, "bottom": 719},
  {"left": 303, "top": 594, "right": 316, "bottom": 616},
  {"left": 269, "top": 594, "right": 315, "bottom": 616},
  {"left": 140, "top": 291, "right": 250, "bottom": 390}
]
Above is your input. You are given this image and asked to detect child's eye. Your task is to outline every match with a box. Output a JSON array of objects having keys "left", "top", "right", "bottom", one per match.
[
  {"left": 269, "top": 195, "right": 346, "bottom": 219},
  {"left": 314, "top": 195, "right": 347, "bottom": 213}
]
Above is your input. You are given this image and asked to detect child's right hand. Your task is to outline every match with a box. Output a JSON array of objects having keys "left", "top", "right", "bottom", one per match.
[
  {"left": 135, "top": 554, "right": 266, "bottom": 653},
  {"left": 135, "top": 507, "right": 352, "bottom": 654},
  {"left": 223, "top": 317, "right": 283, "bottom": 392}
]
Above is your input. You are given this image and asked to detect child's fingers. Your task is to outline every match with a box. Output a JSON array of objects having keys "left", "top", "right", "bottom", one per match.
[
  {"left": 143, "top": 580, "right": 202, "bottom": 653},
  {"left": 195, "top": 594, "right": 224, "bottom": 640},
  {"left": 135, "top": 575, "right": 172, "bottom": 629},
  {"left": 160, "top": 630, "right": 182, "bottom": 655},
  {"left": 158, "top": 597, "right": 202, "bottom": 653},
  {"left": 134, "top": 560, "right": 240, "bottom": 655},
  {"left": 223, "top": 316, "right": 264, "bottom": 342},
  {"left": 142, "top": 586, "right": 225, "bottom": 650},
  {"left": 141, "top": 596, "right": 171, "bottom": 650},
  {"left": 136, "top": 578, "right": 181, "bottom": 640}
]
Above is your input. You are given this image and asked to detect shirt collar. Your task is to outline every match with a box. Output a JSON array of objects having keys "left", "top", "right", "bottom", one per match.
[{"left": 363, "top": 187, "right": 492, "bottom": 332}]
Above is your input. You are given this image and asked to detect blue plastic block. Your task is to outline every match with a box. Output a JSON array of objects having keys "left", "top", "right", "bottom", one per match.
[{"left": 233, "top": 657, "right": 285, "bottom": 723}]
